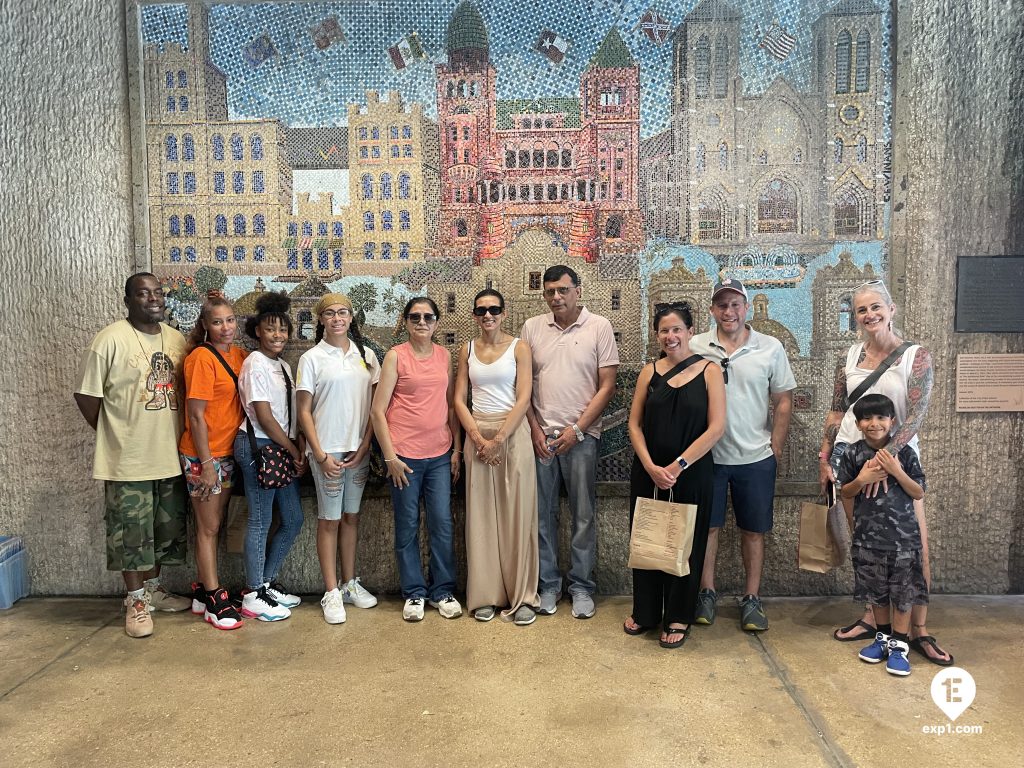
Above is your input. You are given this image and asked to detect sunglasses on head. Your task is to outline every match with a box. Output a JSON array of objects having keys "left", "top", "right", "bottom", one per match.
[
  {"left": 407, "top": 312, "right": 436, "bottom": 324},
  {"left": 472, "top": 305, "right": 504, "bottom": 317}
]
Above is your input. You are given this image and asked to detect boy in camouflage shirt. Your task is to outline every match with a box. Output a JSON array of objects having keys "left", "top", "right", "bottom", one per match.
[{"left": 837, "top": 394, "right": 926, "bottom": 676}]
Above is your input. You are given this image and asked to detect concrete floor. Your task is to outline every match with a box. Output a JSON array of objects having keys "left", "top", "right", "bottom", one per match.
[{"left": 0, "top": 595, "right": 1021, "bottom": 768}]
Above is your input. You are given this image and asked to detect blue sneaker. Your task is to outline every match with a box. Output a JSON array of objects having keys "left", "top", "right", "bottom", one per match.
[
  {"left": 858, "top": 632, "right": 890, "bottom": 663},
  {"left": 886, "top": 639, "right": 912, "bottom": 676}
]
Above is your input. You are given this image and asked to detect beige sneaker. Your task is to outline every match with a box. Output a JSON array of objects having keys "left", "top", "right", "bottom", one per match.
[
  {"left": 125, "top": 595, "right": 154, "bottom": 638},
  {"left": 146, "top": 584, "right": 190, "bottom": 612}
]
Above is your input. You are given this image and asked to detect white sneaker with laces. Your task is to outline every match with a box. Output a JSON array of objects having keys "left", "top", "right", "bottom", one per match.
[
  {"left": 321, "top": 589, "right": 347, "bottom": 624},
  {"left": 429, "top": 595, "right": 463, "bottom": 619},
  {"left": 403, "top": 597, "right": 425, "bottom": 622},
  {"left": 265, "top": 581, "right": 301, "bottom": 608},
  {"left": 341, "top": 577, "right": 378, "bottom": 609},
  {"left": 241, "top": 587, "right": 291, "bottom": 622}
]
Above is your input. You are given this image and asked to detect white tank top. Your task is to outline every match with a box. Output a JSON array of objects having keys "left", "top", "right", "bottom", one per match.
[
  {"left": 836, "top": 342, "right": 920, "bottom": 452},
  {"left": 468, "top": 338, "right": 518, "bottom": 414}
]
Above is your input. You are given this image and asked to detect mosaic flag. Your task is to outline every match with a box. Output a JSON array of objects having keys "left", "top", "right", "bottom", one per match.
[
  {"left": 758, "top": 22, "right": 797, "bottom": 61},
  {"left": 638, "top": 9, "right": 672, "bottom": 45},
  {"left": 388, "top": 32, "right": 427, "bottom": 70},
  {"left": 536, "top": 30, "right": 570, "bottom": 64},
  {"left": 310, "top": 16, "right": 346, "bottom": 50},
  {"left": 242, "top": 32, "right": 277, "bottom": 67}
]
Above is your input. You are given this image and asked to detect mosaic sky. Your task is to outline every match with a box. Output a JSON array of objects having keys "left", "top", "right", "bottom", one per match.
[{"left": 142, "top": 0, "right": 892, "bottom": 138}]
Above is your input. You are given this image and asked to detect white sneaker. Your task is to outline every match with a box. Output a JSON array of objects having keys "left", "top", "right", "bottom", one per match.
[
  {"left": 321, "top": 589, "right": 347, "bottom": 625},
  {"left": 265, "top": 581, "right": 301, "bottom": 608},
  {"left": 341, "top": 577, "right": 378, "bottom": 608},
  {"left": 403, "top": 597, "right": 425, "bottom": 622},
  {"left": 429, "top": 594, "right": 463, "bottom": 619},
  {"left": 241, "top": 587, "right": 291, "bottom": 622}
]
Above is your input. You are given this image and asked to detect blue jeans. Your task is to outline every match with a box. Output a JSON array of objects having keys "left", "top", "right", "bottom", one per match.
[
  {"left": 390, "top": 452, "right": 456, "bottom": 601},
  {"left": 234, "top": 432, "right": 304, "bottom": 590},
  {"left": 535, "top": 435, "right": 599, "bottom": 596}
]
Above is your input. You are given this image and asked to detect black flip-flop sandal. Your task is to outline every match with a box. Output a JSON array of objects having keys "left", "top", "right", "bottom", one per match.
[
  {"left": 833, "top": 619, "right": 876, "bottom": 642},
  {"left": 659, "top": 626, "right": 689, "bottom": 649},
  {"left": 623, "top": 617, "right": 653, "bottom": 636},
  {"left": 910, "top": 635, "right": 954, "bottom": 666}
]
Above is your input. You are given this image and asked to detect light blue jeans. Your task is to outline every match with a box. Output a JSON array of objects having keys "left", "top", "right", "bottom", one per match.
[
  {"left": 535, "top": 435, "right": 599, "bottom": 597},
  {"left": 234, "top": 431, "right": 304, "bottom": 590}
]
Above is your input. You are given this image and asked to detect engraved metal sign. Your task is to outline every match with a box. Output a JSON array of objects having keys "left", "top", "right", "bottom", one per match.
[{"left": 955, "top": 256, "right": 1024, "bottom": 332}]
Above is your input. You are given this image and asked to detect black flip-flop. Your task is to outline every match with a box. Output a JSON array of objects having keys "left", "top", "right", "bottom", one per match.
[
  {"left": 659, "top": 626, "right": 689, "bottom": 649},
  {"left": 623, "top": 617, "right": 653, "bottom": 636},
  {"left": 910, "top": 635, "right": 955, "bottom": 666},
  {"left": 833, "top": 619, "right": 876, "bottom": 642}
]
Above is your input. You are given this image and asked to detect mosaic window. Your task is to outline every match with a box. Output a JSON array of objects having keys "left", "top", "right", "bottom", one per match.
[
  {"left": 856, "top": 30, "right": 871, "bottom": 92},
  {"left": 302, "top": 221, "right": 312, "bottom": 237},
  {"left": 177, "top": 70, "right": 187, "bottom": 88},
  {"left": 381, "top": 242, "right": 392, "bottom": 260},
  {"left": 253, "top": 214, "right": 265, "bottom": 235},
  {"left": 382, "top": 211, "right": 393, "bottom": 231},
  {"left": 399, "top": 242, "right": 410, "bottom": 260},
  {"left": 302, "top": 250, "right": 313, "bottom": 269},
  {"left": 182, "top": 134, "right": 194, "bottom": 161},
  {"left": 170, "top": 246, "right": 181, "bottom": 262},
  {"left": 215, "top": 215, "right": 227, "bottom": 235},
  {"left": 834, "top": 136, "right": 844, "bottom": 164},
  {"left": 233, "top": 214, "right": 246, "bottom": 235},
  {"left": 286, "top": 250, "right": 297, "bottom": 269},
  {"left": 333, "top": 249, "right": 343, "bottom": 268},
  {"left": 250, "top": 135, "right": 264, "bottom": 160},
  {"left": 364, "top": 242, "right": 375, "bottom": 260},
  {"left": 288, "top": 222, "right": 297, "bottom": 236},
  {"left": 719, "top": 141, "right": 728, "bottom": 170},
  {"left": 211, "top": 134, "right": 224, "bottom": 161},
  {"left": 254, "top": 245, "right": 266, "bottom": 262},
  {"left": 184, "top": 214, "right": 195, "bottom": 236},
  {"left": 165, "top": 135, "right": 177, "bottom": 161},
  {"left": 857, "top": 135, "right": 867, "bottom": 163},
  {"left": 179, "top": 96, "right": 188, "bottom": 112},
  {"left": 166, "top": 96, "right": 175, "bottom": 112},
  {"left": 318, "top": 249, "right": 329, "bottom": 269},
  {"left": 185, "top": 246, "right": 196, "bottom": 262},
  {"left": 398, "top": 173, "right": 410, "bottom": 199},
  {"left": 166, "top": 172, "right": 179, "bottom": 194},
  {"left": 713, "top": 35, "right": 728, "bottom": 99},
  {"left": 318, "top": 222, "right": 328, "bottom": 237},
  {"left": 363, "top": 212, "right": 374, "bottom": 231},
  {"left": 164, "top": 71, "right": 173, "bottom": 89},
  {"left": 169, "top": 215, "right": 180, "bottom": 236},
  {"left": 216, "top": 246, "right": 227, "bottom": 262},
  {"left": 361, "top": 174, "right": 373, "bottom": 200},
  {"left": 333, "top": 222, "right": 343, "bottom": 238},
  {"left": 233, "top": 171, "right": 243, "bottom": 194},
  {"left": 184, "top": 172, "right": 196, "bottom": 194},
  {"left": 381, "top": 173, "right": 393, "bottom": 199},
  {"left": 695, "top": 35, "right": 711, "bottom": 99},
  {"left": 836, "top": 30, "right": 852, "bottom": 94},
  {"left": 230, "top": 133, "right": 243, "bottom": 161},
  {"left": 758, "top": 179, "right": 798, "bottom": 233},
  {"left": 234, "top": 246, "right": 245, "bottom": 261}
]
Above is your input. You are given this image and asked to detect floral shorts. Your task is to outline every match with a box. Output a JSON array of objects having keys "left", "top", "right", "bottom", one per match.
[{"left": 179, "top": 453, "right": 235, "bottom": 497}]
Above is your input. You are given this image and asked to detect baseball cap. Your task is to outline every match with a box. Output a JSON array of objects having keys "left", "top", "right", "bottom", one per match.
[{"left": 711, "top": 278, "right": 748, "bottom": 301}]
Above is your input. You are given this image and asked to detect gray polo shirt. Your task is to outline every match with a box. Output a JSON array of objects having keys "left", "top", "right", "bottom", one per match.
[{"left": 690, "top": 326, "right": 796, "bottom": 466}]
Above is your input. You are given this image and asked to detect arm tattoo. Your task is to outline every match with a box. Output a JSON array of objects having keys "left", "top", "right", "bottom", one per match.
[
  {"left": 889, "top": 348, "right": 934, "bottom": 453},
  {"left": 830, "top": 362, "right": 849, "bottom": 413}
]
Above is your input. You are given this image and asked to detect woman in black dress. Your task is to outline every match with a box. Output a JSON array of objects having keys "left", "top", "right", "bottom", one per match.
[{"left": 625, "top": 303, "right": 726, "bottom": 648}]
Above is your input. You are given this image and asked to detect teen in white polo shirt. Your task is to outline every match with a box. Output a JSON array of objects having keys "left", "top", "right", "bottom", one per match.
[
  {"left": 296, "top": 293, "right": 381, "bottom": 625},
  {"left": 689, "top": 279, "right": 796, "bottom": 632}
]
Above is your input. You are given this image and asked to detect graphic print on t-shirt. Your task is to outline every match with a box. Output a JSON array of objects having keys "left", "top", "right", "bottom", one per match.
[{"left": 143, "top": 351, "right": 178, "bottom": 411}]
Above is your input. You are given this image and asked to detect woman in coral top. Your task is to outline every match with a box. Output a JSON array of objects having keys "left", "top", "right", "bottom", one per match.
[
  {"left": 179, "top": 295, "right": 247, "bottom": 630},
  {"left": 371, "top": 297, "right": 463, "bottom": 623}
]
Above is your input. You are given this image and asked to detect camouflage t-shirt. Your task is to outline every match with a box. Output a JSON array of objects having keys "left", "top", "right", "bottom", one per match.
[{"left": 837, "top": 440, "right": 926, "bottom": 552}]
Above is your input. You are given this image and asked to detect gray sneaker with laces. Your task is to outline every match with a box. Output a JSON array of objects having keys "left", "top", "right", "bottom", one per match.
[
  {"left": 513, "top": 605, "right": 536, "bottom": 626},
  {"left": 694, "top": 588, "right": 717, "bottom": 625},
  {"left": 740, "top": 594, "right": 768, "bottom": 632}
]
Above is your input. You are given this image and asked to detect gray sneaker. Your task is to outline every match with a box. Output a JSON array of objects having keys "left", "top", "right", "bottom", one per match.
[
  {"left": 473, "top": 605, "right": 496, "bottom": 622},
  {"left": 570, "top": 592, "right": 596, "bottom": 619},
  {"left": 694, "top": 588, "right": 718, "bottom": 625},
  {"left": 740, "top": 594, "right": 768, "bottom": 632},
  {"left": 537, "top": 592, "right": 560, "bottom": 615},
  {"left": 513, "top": 605, "right": 536, "bottom": 626}
]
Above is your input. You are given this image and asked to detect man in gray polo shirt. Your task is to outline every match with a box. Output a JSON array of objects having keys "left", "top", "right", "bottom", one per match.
[{"left": 689, "top": 279, "right": 795, "bottom": 632}]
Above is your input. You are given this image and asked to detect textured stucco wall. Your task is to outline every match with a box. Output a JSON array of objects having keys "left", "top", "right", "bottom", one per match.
[{"left": 1, "top": 0, "right": 1021, "bottom": 596}]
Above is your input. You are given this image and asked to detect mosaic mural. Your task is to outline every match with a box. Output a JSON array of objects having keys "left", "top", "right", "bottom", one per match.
[{"left": 135, "top": 0, "right": 894, "bottom": 482}]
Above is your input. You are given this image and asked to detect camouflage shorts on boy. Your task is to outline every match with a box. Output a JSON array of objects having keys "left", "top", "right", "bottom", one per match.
[
  {"left": 104, "top": 477, "right": 187, "bottom": 571},
  {"left": 852, "top": 545, "right": 929, "bottom": 613}
]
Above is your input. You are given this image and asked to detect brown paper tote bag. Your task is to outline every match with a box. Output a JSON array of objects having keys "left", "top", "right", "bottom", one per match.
[
  {"left": 798, "top": 498, "right": 844, "bottom": 573},
  {"left": 628, "top": 490, "right": 698, "bottom": 577}
]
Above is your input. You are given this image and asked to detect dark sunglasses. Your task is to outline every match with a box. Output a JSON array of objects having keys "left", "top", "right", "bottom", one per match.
[
  {"left": 407, "top": 312, "right": 436, "bottom": 324},
  {"left": 721, "top": 357, "right": 730, "bottom": 384},
  {"left": 472, "top": 306, "right": 504, "bottom": 317}
]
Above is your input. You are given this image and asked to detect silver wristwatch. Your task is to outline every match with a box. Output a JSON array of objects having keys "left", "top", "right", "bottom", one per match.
[{"left": 571, "top": 424, "right": 585, "bottom": 442}]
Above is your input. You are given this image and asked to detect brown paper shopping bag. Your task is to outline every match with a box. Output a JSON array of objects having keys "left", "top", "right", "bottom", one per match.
[
  {"left": 798, "top": 499, "right": 844, "bottom": 573},
  {"left": 628, "top": 491, "right": 698, "bottom": 577}
]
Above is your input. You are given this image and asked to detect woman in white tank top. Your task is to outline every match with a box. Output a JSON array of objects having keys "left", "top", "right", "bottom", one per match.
[
  {"left": 453, "top": 289, "right": 540, "bottom": 625},
  {"left": 818, "top": 280, "right": 952, "bottom": 665}
]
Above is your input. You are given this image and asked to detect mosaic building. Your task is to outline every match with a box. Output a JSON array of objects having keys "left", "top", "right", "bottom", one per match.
[
  {"left": 145, "top": 1, "right": 292, "bottom": 274},
  {"left": 640, "top": 0, "right": 885, "bottom": 249},
  {"left": 435, "top": 0, "right": 645, "bottom": 266}
]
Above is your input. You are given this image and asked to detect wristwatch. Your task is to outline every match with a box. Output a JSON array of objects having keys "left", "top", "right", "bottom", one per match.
[
  {"left": 571, "top": 424, "right": 585, "bottom": 443},
  {"left": 676, "top": 456, "right": 688, "bottom": 471}
]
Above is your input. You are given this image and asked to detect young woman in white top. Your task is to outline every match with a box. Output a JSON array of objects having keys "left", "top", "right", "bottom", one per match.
[
  {"left": 296, "top": 293, "right": 381, "bottom": 625},
  {"left": 234, "top": 292, "right": 307, "bottom": 622},
  {"left": 453, "top": 289, "right": 540, "bottom": 625}
]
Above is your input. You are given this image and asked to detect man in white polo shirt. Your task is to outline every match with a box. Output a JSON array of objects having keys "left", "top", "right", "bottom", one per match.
[
  {"left": 521, "top": 265, "right": 619, "bottom": 619},
  {"left": 689, "top": 278, "right": 795, "bottom": 632}
]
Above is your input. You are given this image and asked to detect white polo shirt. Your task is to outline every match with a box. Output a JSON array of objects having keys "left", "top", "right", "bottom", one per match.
[
  {"left": 690, "top": 326, "right": 796, "bottom": 466},
  {"left": 296, "top": 339, "right": 381, "bottom": 454}
]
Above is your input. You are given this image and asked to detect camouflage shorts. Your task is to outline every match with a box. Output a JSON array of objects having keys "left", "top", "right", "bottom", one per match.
[
  {"left": 104, "top": 478, "right": 187, "bottom": 572},
  {"left": 852, "top": 545, "right": 929, "bottom": 614}
]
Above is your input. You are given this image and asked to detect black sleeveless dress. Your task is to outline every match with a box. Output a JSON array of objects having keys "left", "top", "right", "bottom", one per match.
[{"left": 629, "top": 362, "right": 715, "bottom": 628}]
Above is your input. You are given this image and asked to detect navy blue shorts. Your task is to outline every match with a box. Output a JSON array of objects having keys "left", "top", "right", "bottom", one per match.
[{"left": 710, "top": 455, "right": 778, "bottom": 533}]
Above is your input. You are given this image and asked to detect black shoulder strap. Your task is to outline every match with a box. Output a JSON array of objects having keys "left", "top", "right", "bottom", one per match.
[
  {"left": 202, "top": 343, "right": 238, "bottom": 385},
  {"left": 847, "top": 341, "right": 913, "bottom": 406},
  {"left": 652, "top": 354, "right": 706, "bottom": 390},
  {"left": 202, "top": 342, "right": 261, "bottom": 460}
]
